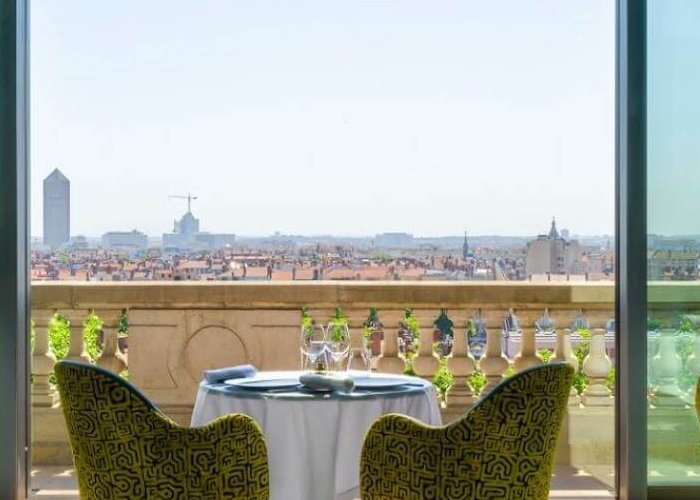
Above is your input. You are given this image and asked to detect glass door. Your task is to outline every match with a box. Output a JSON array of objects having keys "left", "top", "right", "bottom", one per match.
[{"left": 647, "top": 0, "right": 700, "bottom": 496}]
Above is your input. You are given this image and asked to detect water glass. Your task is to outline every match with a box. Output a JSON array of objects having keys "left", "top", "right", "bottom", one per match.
[
  {"left": 300, "top": 324, "right": 327, "bottom": 372},
  {"left": 326, "top": 322, "right": 350, "bottom": 372}
]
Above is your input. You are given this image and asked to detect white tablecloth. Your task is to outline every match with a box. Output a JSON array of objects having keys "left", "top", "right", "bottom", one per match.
[{"left": 191, "top": 371, "right": 442, "bottom": 500}]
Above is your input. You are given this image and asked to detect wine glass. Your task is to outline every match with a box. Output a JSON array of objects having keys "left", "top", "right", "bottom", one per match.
[
  {"left": 300, "top": 324, "right": 327, "bottom": 372},
  {"left": 326, "top": 322, "right": 350, "bottom": 372}
]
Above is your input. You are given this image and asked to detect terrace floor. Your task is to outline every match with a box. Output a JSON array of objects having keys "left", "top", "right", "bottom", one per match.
[{"left": 29, "top": 465, "right": 616, "bottom": 499}]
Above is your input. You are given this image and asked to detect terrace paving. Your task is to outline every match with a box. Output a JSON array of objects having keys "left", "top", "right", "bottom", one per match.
[{"left": 30, "top": 465, "right": 615, "bottom": 499}]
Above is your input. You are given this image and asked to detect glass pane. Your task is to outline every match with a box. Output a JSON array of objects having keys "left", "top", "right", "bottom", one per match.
[
  {"left": 647, "top": 0, "right": 700, "bottom": 488},
  {"left": 29, "top": 1, "right": 615, "bottom": 497}
]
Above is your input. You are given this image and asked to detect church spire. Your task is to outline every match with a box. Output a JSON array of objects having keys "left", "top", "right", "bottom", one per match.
[
  {"left": 548, "top": 217, "right": 560, "bottom": 239},
  {"left": 463, "top": 230, "right": 470, "bottom": 259}
]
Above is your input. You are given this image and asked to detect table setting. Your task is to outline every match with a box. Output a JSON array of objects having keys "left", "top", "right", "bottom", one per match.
[{"left": 191, "top": 321, "right": 442, "bottom": 500}]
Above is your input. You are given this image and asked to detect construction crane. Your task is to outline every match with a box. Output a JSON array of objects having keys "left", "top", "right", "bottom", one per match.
[{"left": 169, "top": 193, "right": 198, "bottom": 213}]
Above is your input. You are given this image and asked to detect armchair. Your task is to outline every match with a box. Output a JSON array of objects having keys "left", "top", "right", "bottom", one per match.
[{"left": 55, "top": 360, "right": 269, "bottom": 499}]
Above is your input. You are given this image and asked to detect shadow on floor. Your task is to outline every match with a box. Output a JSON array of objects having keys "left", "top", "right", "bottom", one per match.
[
  {"left": 30, "top": 464, "right": 616, "bottom": 499},
  {"left": 30, "top": 467, "right": 78, "bottom": 499},
  {"left": 549, "top": 465, "right": 615, "bottom": 499}
]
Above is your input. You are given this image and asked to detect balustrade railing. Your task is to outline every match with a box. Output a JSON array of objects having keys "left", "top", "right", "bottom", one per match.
[
  {"left": 30, "top": 306, "right": 128, "bottom": 409},
  {"left": 28, "top": 281, "right": 700, "bottom": 466},
  {"left": 29, "top": 281, "right": 618, "bottom": 410}
]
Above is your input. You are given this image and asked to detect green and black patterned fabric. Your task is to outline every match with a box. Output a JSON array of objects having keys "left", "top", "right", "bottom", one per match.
[
  {"left": 360, "top": 363, "right": 574, "bottom": 500},
  {"left": 696, "top": 378, "right": 700, "bottom": 422},
  {"left": 55, "top": 360, "right": 270, "bottom": 500}
]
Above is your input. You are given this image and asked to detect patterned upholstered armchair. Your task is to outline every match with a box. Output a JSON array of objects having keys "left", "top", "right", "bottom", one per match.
[
  {"left": 360, "top": 363, "right": 574, "bottom": 500},
  {"left": 696, "top": 378, "right": 700, "bottom": 422},
  {"left": 55, "top": 360, "right": 269, "bottom": 499}
]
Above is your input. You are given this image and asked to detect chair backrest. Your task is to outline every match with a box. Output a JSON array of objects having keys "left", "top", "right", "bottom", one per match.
[
  {"left": 56, "top": 358, "right": 157, "bottom": 412},
  {"left": 444, "top": 363, "right": 574, "bottom": 498},
  {"left": 55, "top": 360, "right": 167, "bottom": 497},
  {"left": 696, "top": 377, "right": 700, "bottom": 422},
  {"left": 360, "top": 363, "right": 574, "bottom": 500},
  {"left": 55, "top": 360, "right": 270, "bottom": 499}
]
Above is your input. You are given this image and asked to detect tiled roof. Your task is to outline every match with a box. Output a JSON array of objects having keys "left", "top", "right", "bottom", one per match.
[
  {"left": 325, "top": 269, "right": 360, "bottom": 280},
  {"left": 271, "top": 271, "right": 294, "bottom": 281},
  {"left": 293, "top": 269, "right": 317, "bottom": 280},
  {"left": 176, "top": 260, "right": 209, "bottom": 270},
  {"left": 245, "top": 267, "right": 270, "bottom": 278}
]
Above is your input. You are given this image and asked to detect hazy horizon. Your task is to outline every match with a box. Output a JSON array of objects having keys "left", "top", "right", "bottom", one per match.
[
  {"left": 31, "top": 226, "right": 615, "bottom": 241},
  {"left": 31, "top": 0, "right": 615, "bottom": 238}
]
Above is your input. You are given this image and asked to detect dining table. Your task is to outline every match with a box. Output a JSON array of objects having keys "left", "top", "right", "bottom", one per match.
[{"left": 190, "top": 370, "right": 442, "bottom": 500}]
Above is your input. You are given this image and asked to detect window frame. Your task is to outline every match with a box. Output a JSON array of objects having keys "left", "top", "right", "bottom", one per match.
[{"left": 0, "top": 0, "right": 30, "bottom": 497}]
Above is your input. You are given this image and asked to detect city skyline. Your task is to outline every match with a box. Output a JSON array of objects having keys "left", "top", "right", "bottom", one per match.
[
  {"left": 35, "top": 167, "right": 616, "bottom": 242},
  {"left": 32, "top": 209, "right": 614, "bottom": 241},
  {"left": 31, "top": 213, "right": 618, "bottom": 283},
  {"left": 34, "top": 169, "right": 615, "bottom": 242},
  {"left": 32, "top": 168, "right": 614, "bottom": 239},
  {"left": 31, "top": 1, "right": 615, "bottom": 237}
]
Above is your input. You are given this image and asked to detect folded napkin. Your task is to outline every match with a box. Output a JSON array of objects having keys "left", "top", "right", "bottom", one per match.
[
  {"left": 203, "top": 364, "right": 257, "bottom": 383},
  {"left": 299, "top": 373, "right": 355, "bottom": 393}
]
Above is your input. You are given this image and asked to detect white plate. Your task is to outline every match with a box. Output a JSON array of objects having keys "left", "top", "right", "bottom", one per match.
[
  {"left": 224, "top": 377, "right": 300, "bottom": 390},
  {"left": 353, "top": 376, "right": 415, "bottom": 390}
]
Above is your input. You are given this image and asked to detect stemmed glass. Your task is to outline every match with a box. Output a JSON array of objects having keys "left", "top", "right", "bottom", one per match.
[
  {"left": 326, "top": 322, "right": 351, "bottom": 372},
  {"left": 300, "top": 324, "right": 328, "bottom": 372}
]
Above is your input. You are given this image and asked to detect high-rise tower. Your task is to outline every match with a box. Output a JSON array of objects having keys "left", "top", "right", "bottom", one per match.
[{"left": 43, "top": 168, "right": 70, "bottom": 247}]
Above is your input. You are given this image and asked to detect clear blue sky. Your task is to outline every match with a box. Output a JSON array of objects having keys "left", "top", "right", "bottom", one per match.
[{"left": 30, "top": 0, "right": 615, "bottom": 238}]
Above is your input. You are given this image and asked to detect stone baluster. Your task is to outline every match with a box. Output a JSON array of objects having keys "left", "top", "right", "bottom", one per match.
[
  {"left": 551, "top": 328, "right": 581, "bottom": 406},
  {"left": 376, "top": 327, "right": 406, "bottom": 374},
  {"left": 370, "top": 329, "right": 383, "bottom": 357},
  {"left": 348, "top": 326, "right": 366, "bottom": 371},
  {"left": 32, "top": 309, "right": 58, "bottom": 407},
  {"left": 582, "top": 328, "right": 613, "bottom": 406},
  {"left": 95, "top": 309, "right": 127, "bottom": 374},
  {"left": 351, "top": 308, "right": 382, "bottom": 371},
  {"left": 478, "top": 329, "right": 509, "bottom": 395},
  {"left": 412, "top": 323, "right": 439, "bottom": 380},
  {"left": 647, "top": 331, "right": 659, "bottom": 399},
  {"left": 685, "top": 334, "right": 700, "bottom": 406},
  {"left": 650, "top": 329, "right": 684, "bottom": 407},
  {"left": 513, "top": 329, "right": 543, "bottom": 372},
  {"left": 64, "top": 310, "right": 91, "bottom": 363},
  {"left": 446, "top": 326, "right": 476, "bottom": 406},
  {"left": 365, "top": 308, "right": 384, "bottom": 358}
]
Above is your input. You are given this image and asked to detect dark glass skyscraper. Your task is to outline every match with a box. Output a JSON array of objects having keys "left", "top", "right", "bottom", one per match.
[{"left": 43, "top": 168, "right": 70, "bottom": 247}]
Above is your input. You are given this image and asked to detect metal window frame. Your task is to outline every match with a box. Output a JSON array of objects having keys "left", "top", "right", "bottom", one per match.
[
  {"left": 0, "top": 0, "right": 30, "bottom": 498},
  {"left": 618, "top": 1, "right": 700, "bottom": 498},
  {"left": 616, "top": 0, "right": 647, "bottom": 499}
]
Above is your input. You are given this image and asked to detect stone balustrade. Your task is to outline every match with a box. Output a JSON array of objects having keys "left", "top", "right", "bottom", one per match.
[
  {"left": 31, "top": 309, "right": 58, "bottom": 408},
  {"left": 28, "top": 281, "right": 700, "bottom": 468}
]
